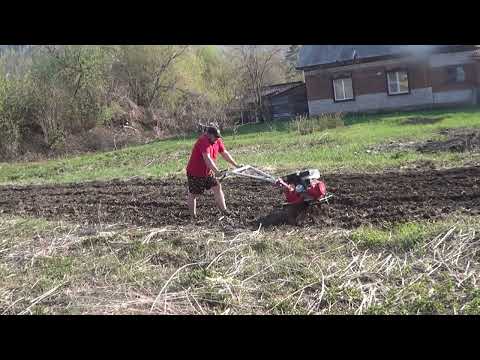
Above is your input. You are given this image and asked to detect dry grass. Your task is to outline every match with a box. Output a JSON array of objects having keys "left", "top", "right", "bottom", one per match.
[
  {"left": 288, "top": 113, "right": 344, "bottom": 136},
  {"left": 1, "top": 214, "right": 479, "bottom": 315}
]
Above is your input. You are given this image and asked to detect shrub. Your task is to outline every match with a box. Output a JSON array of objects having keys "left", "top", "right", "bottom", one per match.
[
  {"left": 98, "top": 102, "right": 126, "bottom": 127},
  {"left": 0, "top": 70, "right": 32, "bottom": 160},
  {"left": 289, "top": 113, "right": 344, "bottom": 135},
  {"left": 28, "top": 46, "right": 111, "bottom": 148}
]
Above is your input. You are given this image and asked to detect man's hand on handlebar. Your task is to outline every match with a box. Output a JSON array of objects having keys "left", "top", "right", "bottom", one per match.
[{"left": 275, "top": 178, "right": 293, "bottom": 191}]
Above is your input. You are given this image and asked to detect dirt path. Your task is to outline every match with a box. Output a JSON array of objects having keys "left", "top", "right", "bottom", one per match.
[{"left": 1, "top": 166, "right": 480, "bottom": 229}]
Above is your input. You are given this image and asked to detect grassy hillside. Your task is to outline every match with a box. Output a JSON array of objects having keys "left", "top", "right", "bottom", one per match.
[{"left": 0, "top": 107, "right": 479, "bottom": 185}]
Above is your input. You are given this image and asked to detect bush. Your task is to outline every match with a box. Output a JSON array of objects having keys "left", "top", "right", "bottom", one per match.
[
  {"left": 30, "top": 46, "right": 110, "bottom": 143},
  {"left": 0, "top": 70, "right": 32, "bottom": 160},
  {"left": 98, "top": 102, "right": 126, "bottom": 127},
  {"left": 0, "top": 45, "right": 242, "bottom": 161},
  {"left": 60, "top": 126, "right": 153, "bottom": 155},
  {"left": 155, "top": 90, "right": 233, "bottom": 136},
  {"left": 289, "top": 113, "right": 344, "bottom": 135}
]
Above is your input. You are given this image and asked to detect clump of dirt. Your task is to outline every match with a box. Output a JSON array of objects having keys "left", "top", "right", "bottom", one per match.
[
  {"left": 403, "top": 160, "right": 437, "bottom": 170},
  {"left": 254, "top": 203, "right": 308, "bottom": 227},
  {"left": 402, "top": 116, "right": 445, "bottom": 125},
  {"left": 1, "top": 166, "right": 480, "bottom": 229},
  {"left": 418, "top": 128, "right": 480, "bottom": 153},
  {"left": 368, "top": 128, "right": 480, "bottom": 155},
  {"left": 369, "top": 141, "right": 418, "bottom": 154},
  {"left": 255, "top": 203, "right": 335, "bottom": 228}
]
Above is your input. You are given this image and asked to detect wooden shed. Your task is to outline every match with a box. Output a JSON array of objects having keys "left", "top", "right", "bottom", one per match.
[
  {"left": 237, "top": 81, "right": 309, "bottom": 123},
  {"left": 264, "top": 81, "right": 309, "bottom": 120}
]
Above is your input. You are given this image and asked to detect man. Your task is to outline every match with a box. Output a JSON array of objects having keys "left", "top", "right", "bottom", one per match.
[{"left": 186, "top": 125, "right": 241, "bottom": 218}]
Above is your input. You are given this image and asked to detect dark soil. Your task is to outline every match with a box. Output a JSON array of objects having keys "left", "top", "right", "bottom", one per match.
[
  {"left": 418, "top": 128, "right": 480, "bottom": 153},
  {"left": 369, "top": 128, "right": 480, "bottom": 155},
  {"left": 1, "top": 166, "right": 480, "bottom": 229}
]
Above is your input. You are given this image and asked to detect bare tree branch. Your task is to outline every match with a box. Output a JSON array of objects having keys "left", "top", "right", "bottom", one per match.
[{"left": 234, "top": 45, "right": 282, "bottom": 121}]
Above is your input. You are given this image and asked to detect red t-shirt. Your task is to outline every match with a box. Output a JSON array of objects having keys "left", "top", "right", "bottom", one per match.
[{"left": 186, "top": 135, "right": 225, "bottom": 177}]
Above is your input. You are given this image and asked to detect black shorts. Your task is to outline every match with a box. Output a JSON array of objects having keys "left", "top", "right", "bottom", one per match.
[{"left": 187, "top": 173, "right": 219, "bottom": 195}]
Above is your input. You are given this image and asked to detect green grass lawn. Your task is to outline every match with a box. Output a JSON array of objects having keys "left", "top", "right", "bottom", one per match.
[{"left": 1, "top": 107, "right": 479, "bottom": 185}]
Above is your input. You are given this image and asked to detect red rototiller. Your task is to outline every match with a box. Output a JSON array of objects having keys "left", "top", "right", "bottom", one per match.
[{"left": 220, "top": 165, "right": 333, "bottom": 207}]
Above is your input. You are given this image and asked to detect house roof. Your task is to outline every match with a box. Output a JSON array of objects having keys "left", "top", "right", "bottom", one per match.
[
  {"left": 242, "top": 81, "right": 305, "bottom": 103},
  {"left": 261, "top": 81, "right": 304, "bottom": 98},
  {"left": 296, "top": 45, "right": 476, "bottom": 69}
]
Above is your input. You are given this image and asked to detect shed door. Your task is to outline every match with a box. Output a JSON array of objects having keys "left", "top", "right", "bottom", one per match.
[{"left": 271, "top": 96, "right": 292, "bottom": 119}]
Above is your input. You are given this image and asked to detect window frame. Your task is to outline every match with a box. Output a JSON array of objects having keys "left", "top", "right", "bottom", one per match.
[
  {"left": 446, "top": 65, "right": 466, "bottom": 83},
  {"left": 332, "top": 76, "right": 355, "bottom": 102},
  {"left": 385, "top": 68, "right": 410, "bottom": 96}
]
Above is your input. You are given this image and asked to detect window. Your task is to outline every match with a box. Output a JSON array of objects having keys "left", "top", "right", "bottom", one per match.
[
  {"left": 387, "top": 70, "right": 409, "bottom": 95},
  {"left": 447, "top": 66, "right": 465, "bottom": 83},
  {"left": 333, "top": 77, "right": 354, "bottom": 101}
]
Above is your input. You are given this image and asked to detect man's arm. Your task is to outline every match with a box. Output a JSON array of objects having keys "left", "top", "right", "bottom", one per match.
[
  {"left": 276, "top": 178, "right": 294, "bottom": 192},
  {"left": 220, "top": 150, "right": 241, "bottom": 168},
  {"left": 202, "top": 152, "right": 221, "bottom": 176}
]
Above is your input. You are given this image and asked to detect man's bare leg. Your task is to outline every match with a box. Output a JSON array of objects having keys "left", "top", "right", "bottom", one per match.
[
  {"left": 187, "top": 193, "right": 198, "bottom": 218},
  {"left": 212, "top": 184, "right": 227, "bottom": 212}
]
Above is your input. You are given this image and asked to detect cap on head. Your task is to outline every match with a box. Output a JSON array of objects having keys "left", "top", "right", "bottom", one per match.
[{"left": 206, "top": 126, "right": 221, "bottom": 139}]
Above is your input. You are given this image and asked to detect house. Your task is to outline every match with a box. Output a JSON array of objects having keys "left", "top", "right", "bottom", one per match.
[
  {"left": 296, "top": 45, "right": 480, "bottom": 115},
  {"left": 240, "top": 81, "right": 309, "bottom": 123}
]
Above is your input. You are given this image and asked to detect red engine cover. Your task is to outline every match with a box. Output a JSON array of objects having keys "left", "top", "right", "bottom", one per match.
[
  {"left": 285, "top": 190, "right": 303, "bottom": 204},
  {"left": 284, "top": 180, "right": 327, "bottom": 204},
  {"left": 307, "top": 180, "right": 327, "bottom": 199}
]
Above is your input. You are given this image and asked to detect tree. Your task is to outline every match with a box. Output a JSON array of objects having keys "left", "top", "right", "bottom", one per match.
[
  {"left": 154, "top": 46, "right": 242, "bottom": 134},
  {"left": 284, "top": 45, "right": 303, "bottom": 81},
  {"left": 113, "top": 45, "right": 188, "bottom": 108},
  {"left": 196, "top": 46, "right": 243, "bottom": 117},
  {"left": 234, "top": 45, "right": 283, "bottom": 122},
  {"left": 28, "top": 45, "right": 112, "bottom": 147}
]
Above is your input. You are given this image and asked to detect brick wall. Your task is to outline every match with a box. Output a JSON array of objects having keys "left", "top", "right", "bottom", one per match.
[
  {"left": 305, "top": 61, "right": 430, "bottom": 101},
  {"left": 430, "top": 63, "right": 477, "bottom": 92},
  {"left": 304, "top": 51, "right": 479, "bottom": 115},
  {"left": 304, "top": 72, "right": 332, "bottom": 100},
  {"left": 308, "top": 88, "right": 434, "bottom": 115}
]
